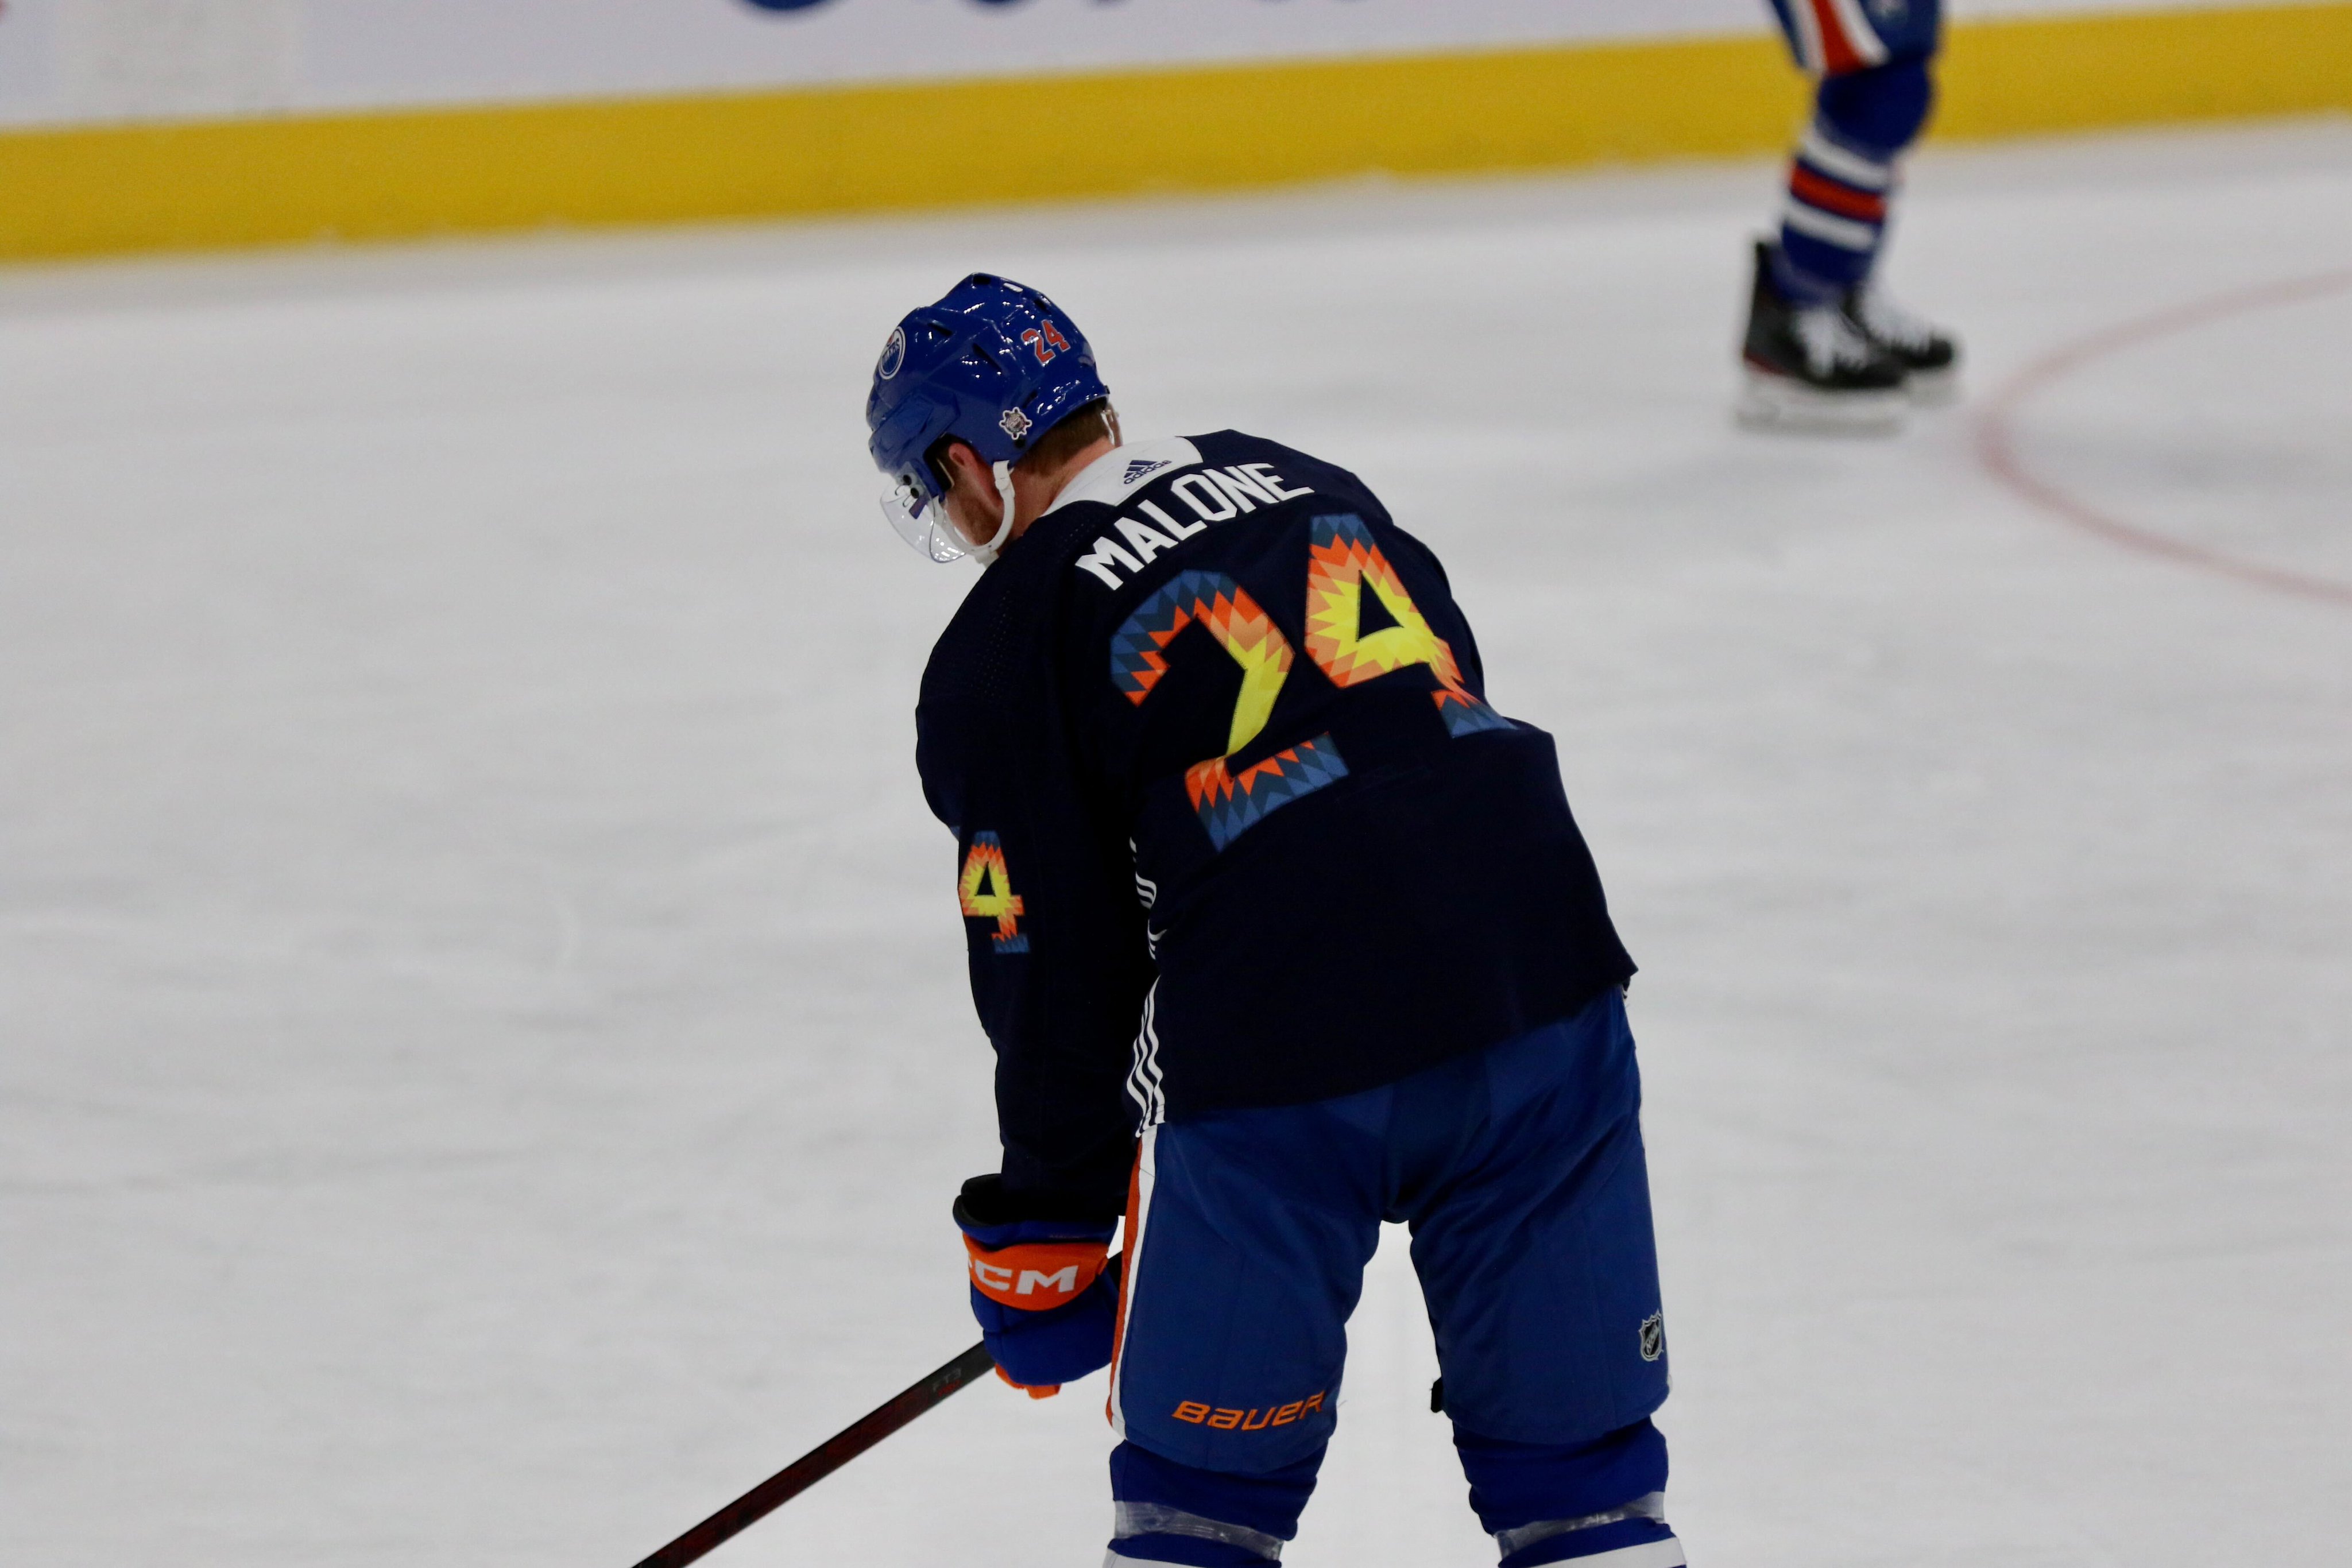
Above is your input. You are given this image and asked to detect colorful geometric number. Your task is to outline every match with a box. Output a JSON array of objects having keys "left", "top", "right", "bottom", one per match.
[
  {"left": 1434, "top": 687, "right": 1514, "bottom": 737},
  {"left": 1185, "top": 735, "right": 1351, "bottom": 853},
  {"left": 1111, "top": 572, "right": 1334, "bottom": 849},
  {"left": 1105, "top": 520, "right": 1509, "bottom": 854},
  {"left": 1109, "top": 570, "right": 1294, "bottom": 758},
  {"left": 1305, "top": 513, "right": 1465, "bottom": 688},
  {"left": 958, "top": 832, "right": 1028, "bottom": 954},
  {"left": 1307, "top": 513, "right": 1510, "bottom": 735}
]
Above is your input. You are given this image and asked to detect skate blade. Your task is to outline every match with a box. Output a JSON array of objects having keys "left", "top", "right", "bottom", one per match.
[
  {"left": 1736, "top": 368, "right": 1908, "bottom": 434},
  {"left": 1904, "top": 363, "right": 1963, "bottom": 407}
]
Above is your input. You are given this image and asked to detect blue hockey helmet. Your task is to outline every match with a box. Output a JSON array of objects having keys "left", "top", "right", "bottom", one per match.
[{"left": 865, "top": 273, "right": 1110, "bottom": 562}]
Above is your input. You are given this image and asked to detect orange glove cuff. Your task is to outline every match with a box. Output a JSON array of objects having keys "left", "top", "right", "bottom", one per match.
[{"left": 995, "top": 1366, "right": 1062, "bottom": 1399}]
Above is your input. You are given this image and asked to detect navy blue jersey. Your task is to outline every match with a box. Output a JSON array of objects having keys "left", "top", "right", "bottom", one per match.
[{"left": 917, "top": 432, "right": 1634, "bottom": 1215}]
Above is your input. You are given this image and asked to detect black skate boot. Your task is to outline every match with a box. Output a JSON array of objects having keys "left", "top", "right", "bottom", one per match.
[
  {"left": 1738, "top": 239, "right": 1907, "bottom": 432},
  {"left": 1843, "top": 280, "right": 1961, "bottom": 405}
]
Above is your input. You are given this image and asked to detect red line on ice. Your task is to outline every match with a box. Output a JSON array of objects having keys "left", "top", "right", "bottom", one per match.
[{"left": 1974, "top": 267, "right": 2352, "bottom": 611}]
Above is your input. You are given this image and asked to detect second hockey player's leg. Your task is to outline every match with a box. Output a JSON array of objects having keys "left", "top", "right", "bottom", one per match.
[
  {"left": 1744, "top": 0, "right": 1959, "bottom": 421},
  {"left": 1743, "top": 60, "right": 1926, "bottom": 427},
  {"left": 1801, "top": 61, "right": 1961, "bottom": 400}
]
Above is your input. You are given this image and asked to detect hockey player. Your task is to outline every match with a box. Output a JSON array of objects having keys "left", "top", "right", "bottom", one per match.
[
  {"left": 1742, "top": 0, "right": 1962, "bottom": 427},
  {"left": 869, "top": 274, "right": 1685, "bottom": 1568}
]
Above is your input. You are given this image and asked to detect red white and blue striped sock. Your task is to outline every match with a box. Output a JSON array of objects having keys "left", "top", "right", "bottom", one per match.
[{"left": 1774, "top": 118, "right": 1895, "bottom": 303}]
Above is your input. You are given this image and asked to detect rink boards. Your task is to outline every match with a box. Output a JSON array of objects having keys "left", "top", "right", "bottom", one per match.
[{"left": 0, "top": 1, "right": 2348, "bottom": 260}]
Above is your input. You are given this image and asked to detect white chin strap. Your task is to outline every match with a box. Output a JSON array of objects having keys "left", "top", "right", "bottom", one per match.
[{"left": 970, "top": 460, "right": 1019, "bottom": 565}]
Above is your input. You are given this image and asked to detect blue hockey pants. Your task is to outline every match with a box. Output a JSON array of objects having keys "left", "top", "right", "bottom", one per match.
[{"left": 1102, "top": 989, "right": 1681, "bottom": 1567}]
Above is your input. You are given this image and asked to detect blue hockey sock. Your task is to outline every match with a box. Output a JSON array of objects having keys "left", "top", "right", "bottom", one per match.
[
  {"left": 1455, "top": 1419, "right": 1682, "bottom": 1567},
  {"left": 1106, "top": 1441, "right": 1323, "bottom": 1565},
  {"left": 1774, "top": 56, "right": 1933, "bottom": 303}
]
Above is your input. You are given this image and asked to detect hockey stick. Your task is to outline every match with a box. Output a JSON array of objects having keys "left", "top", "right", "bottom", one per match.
[{"left": 628, "top": 1339, "right": 996, "bottom": 1568}]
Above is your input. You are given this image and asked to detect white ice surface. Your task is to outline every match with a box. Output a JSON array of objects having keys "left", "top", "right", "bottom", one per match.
[{"left": 3, "top": 120, "right": 2348, "bottom": 1568}]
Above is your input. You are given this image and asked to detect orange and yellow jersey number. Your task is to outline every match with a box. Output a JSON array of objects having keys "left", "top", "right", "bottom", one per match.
[
  {"left": 958, "top": 831, "right": 1028, "bottom": 954},
  {"left": 1108, "top": 513, "right": 1508, "bottom": 853}
]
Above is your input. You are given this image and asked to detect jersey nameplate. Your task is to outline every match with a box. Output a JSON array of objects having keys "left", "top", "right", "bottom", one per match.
[{"left": 1074, "top": 463, "right": 1314, "bottom": 591}]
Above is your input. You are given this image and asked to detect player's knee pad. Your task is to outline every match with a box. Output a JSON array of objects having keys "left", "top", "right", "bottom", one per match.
[
  {"left": 1454, "top": 1419, "right": 1682, "bottom": 1568},
  {"left": 1816, "top": 55, "right": 1935, "bottom": 162},
  {"left": 1106, "top": 1441, "right": 1323, "bottom": 1566}
]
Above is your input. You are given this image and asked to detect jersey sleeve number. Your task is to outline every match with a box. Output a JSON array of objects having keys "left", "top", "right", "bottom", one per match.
[{"left": 960, "top": 833, "right": 1030, "bottom": 954}]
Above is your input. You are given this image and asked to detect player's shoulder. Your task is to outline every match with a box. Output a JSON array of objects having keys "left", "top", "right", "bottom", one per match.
[{"left": 1030, "top": 431, "right": 1374, "bottom": 599}]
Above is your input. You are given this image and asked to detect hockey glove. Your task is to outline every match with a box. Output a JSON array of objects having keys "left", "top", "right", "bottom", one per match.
[{"left": 954, "top": 1174, "right": 1120, "bottom": 1399}]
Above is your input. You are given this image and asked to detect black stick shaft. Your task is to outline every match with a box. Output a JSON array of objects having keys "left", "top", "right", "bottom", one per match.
[{"left": 630, "top": 1341, "right": 997, "bottom": 1568}]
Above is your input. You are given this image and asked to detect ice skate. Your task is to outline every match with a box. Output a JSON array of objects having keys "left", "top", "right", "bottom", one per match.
[
  {"left": 1844, "top": 280, "right": 1960, "bottom": 404},
  {"left": 1738, "top": 239, "right": 1908, "bottom": 432}
]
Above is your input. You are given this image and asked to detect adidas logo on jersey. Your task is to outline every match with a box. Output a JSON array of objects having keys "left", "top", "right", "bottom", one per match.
[{"left": 1123, "top": 459, "right": 1170, "bottom": 485}]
